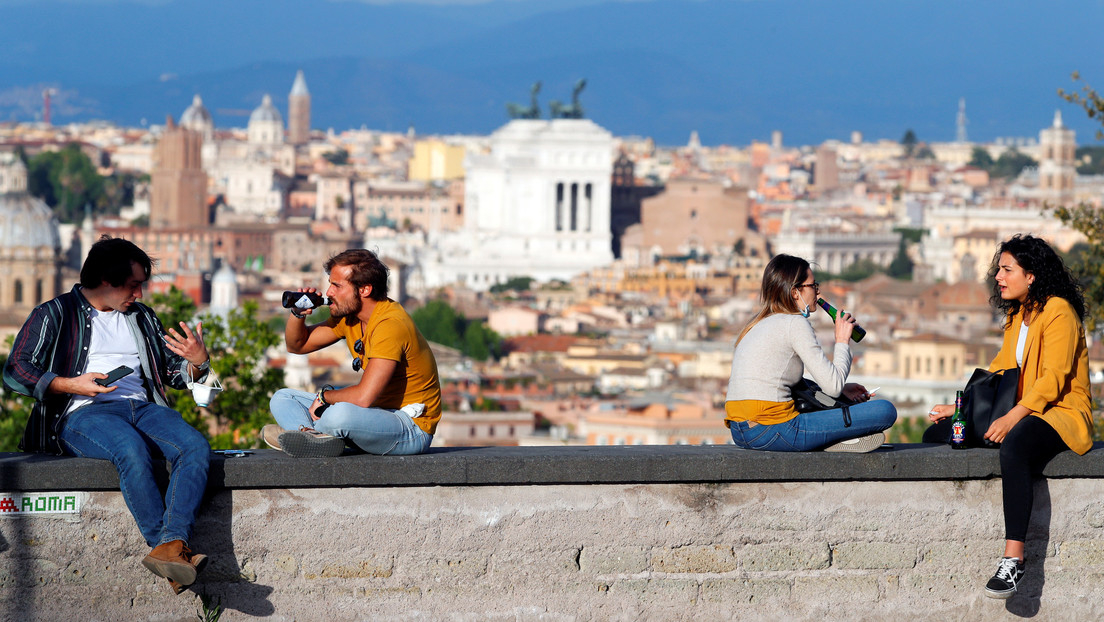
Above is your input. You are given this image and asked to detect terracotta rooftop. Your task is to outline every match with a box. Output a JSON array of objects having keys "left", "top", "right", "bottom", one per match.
[{"left": 503, "top": 334, "right": 580, "bottom": 354}]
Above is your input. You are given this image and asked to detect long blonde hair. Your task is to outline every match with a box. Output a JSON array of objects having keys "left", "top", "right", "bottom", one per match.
[{"left": 735, "top": 254, "right": 811, "bottom": 346}]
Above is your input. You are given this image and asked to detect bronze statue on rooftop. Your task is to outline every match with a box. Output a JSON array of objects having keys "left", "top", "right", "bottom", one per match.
[
  {"left": 506, "top": 81, "right": 542, "bottom": 119},
  {"left": 549, "top": 79, "right": 587, "bottom": 119}
]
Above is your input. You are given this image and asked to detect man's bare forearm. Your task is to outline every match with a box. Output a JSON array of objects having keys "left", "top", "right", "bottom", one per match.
[{"left": 284, "top": 314, "right": 312, "bottom": 353}]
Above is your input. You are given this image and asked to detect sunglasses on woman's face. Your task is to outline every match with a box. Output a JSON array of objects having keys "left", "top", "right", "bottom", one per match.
[
  {"left": 796, "top": 282, "right": 820, "bottom": 293},
  {"left": 351, "top": 339, "right": 364, "bottom": 372}
]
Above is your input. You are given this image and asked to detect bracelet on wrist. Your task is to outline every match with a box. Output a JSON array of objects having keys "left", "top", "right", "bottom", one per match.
[{"left": 317, "top": 384, "right": 334, "bottom": 406}]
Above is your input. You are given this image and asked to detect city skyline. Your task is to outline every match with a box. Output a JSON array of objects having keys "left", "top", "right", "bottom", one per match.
[{"left": 2, "top": 0, "right": 1102, "bottom": 145}]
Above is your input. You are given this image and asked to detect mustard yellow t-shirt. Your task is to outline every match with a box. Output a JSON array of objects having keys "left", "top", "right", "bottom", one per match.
[
  {"left": 330, "top": 299, "right": 443, "bottom": 435},
  {"left": 724, "top": 399, "right": 799, "bottom": 427}
]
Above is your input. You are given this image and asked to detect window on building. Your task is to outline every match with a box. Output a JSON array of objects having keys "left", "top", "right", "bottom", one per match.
[
  {"left": 570, "top": 183, "right": 579, "bottom": 231},
  {"left": 469, "top": 426, "right": 476, "bottom": 437},
  {"left": 13, "top": 279, "right": 23, "bottom": 304},
  {"left": 585, "top": 183, "right": 593, "bottom": 232},
  {"left": 555, "top": 183, "right": 564, "bottom": 231}
]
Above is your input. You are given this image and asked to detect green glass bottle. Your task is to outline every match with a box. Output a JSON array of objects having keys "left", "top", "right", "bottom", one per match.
[
  {"left": 950, "top": 390, "right": 967, "bottom": 449},
  {"left": 816, "top": 298, "right": 867, "bottom": 343}
]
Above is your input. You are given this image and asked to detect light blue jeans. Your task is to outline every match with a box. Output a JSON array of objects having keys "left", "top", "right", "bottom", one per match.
[
  {"left": 729, "top": 400, "right": 897, "bottom": 451},
  {"left": 58, "top": 399, "right": 210, "bottom": 548},
  {"left": 269, "top": 388, "right": 433, "bottom": 455}
]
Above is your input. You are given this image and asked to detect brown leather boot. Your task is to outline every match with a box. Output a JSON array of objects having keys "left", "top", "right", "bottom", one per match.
[
  {"left": 167, "top": 578, "right": 187, "bottom": 595},
  {"left": 142, "top": 540, "right": 197, "bottom": 586},
  {"left": 166, "top": 550, "right": 209, "bottom": 594}
]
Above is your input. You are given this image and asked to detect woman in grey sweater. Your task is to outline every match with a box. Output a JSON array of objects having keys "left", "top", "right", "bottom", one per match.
[{"left": 725, "top": 254, "right": 897, "bottom": 452}]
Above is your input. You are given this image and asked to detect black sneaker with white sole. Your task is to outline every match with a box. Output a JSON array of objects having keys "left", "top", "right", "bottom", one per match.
[
  {"left": 984, "top": 557, "right": 1024, "bottom": 599},
  {"left": 278, "top": 426, "right": 346, "bottom": 458}
]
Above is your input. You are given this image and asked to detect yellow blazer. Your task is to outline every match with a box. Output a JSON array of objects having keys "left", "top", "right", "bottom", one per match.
[{"left": 989, "top": 296, "right": 1094, "bottom": 455}]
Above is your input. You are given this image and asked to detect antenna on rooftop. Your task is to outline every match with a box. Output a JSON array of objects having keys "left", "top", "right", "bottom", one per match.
[{"left": 956, "top": 98, "right": 968, "bottom": 143}]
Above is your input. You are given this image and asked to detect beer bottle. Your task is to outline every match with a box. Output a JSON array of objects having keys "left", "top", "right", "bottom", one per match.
[
  {"left": 950, "top": 390, "right": 967, "bottom": 449},
  {"left": 816, "top": 298, "right": 867, "bottom": 343},
  {"left": 282, "top": 291, "right": 329, "bottom": 312}
]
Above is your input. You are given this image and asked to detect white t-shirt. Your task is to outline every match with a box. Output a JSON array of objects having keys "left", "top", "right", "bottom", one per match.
[
  {"left": 1015, "top": 320, "right": 1029, "bottom": 368},
  {"left": 66, "top": 309, "right": 146, "bottom": 414}
]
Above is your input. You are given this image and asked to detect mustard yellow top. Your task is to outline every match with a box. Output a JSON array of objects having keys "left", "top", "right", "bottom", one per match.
[
  {"left": 724, "top": 399, "right": 799, "bottom": 426},
  {"left": 330, "top": 299, "right": 443, "bottom": 435},
  {"left": 989, "top": 296, "right": 1094, "bottom": 455}
]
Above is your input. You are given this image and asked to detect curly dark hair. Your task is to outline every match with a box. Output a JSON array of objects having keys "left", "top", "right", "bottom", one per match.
[{"left": 988, "top": 234, "right": 1086, "bottom": 327}]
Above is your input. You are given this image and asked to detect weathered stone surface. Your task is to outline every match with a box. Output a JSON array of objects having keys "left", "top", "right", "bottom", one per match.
[
  {"left": 833, "top": 542, "right": 917, "bottom": 569},
  {"left": 792, "top": 575, "right": 882, "bottom": 602},
  {"left": 607, "top": 578, "right": 698, "bottom": 604},
  {"left": 578, "top": 546, "right": 648, "bottom": 575},
  {"left": 3, "top": 442, "right": 1103, "bottom": 491},
  {"left": 700, "top": 577, "right": 791, "bottom": 603},
  {"left": 650, "top": 545, "right": 737, "bottom": 574},
  {"left": 0, "top": 446, "right": 1103, "bottom": 620},
  {"left": 740, "top": 542, "right": 831, "bottom": 571},
  {"left": 1059, "top": 539, "right": 1104, "bottom": 566}
]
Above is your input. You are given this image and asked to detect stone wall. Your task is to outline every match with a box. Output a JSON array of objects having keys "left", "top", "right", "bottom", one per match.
[{"left": 1, "top": 445, "right": 1103, "bottom": 621}]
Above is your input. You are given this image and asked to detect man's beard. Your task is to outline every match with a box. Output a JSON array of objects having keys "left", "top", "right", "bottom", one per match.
[{"left": 331, "top": 296, "right": 362, "bottom": 319}]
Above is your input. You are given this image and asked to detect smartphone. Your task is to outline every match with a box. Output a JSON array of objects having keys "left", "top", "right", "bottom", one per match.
[{"left": 94, "top": 365, "right": 133, "bottom": 387}]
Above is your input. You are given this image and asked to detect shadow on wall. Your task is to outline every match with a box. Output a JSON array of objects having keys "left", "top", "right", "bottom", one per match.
[
  {"left": 185, "top": 461, "right": 276, "bottom": 615},
  {"left": 1006, "top": 479, "right": 1050, "bottom": 618},
  {"left": 0, "top": 513, "right": 35, "bottom": 621}
]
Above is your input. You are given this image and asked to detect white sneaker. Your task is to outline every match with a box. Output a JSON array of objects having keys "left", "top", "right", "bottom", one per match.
[{"left": 824, "top": 432, "right": 885, "bottom": 453}]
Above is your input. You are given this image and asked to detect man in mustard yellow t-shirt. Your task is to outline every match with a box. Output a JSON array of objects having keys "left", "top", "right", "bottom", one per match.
[{"left": 266, "top": 249, "right": 442, "bottom": 458}]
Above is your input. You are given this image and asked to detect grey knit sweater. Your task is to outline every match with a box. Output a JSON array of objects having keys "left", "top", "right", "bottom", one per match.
[{"left": 725, "top": 313, "right": 852, "bottom": 402}]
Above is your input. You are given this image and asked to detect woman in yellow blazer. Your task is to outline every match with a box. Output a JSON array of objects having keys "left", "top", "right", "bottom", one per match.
[{"left": 929, "top": 234, "right": 1093, "bottom": 600}]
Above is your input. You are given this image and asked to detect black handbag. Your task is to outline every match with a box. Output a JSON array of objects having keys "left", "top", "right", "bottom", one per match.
[
  {"left": 962, "top": 367, "right": 1020, "bottom": 448},
  {"left": 790, "top": 378, "right": 859, "bottom": 425}
]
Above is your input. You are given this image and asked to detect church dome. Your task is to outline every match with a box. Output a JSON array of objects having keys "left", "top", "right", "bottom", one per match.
[
  {"left": 180, "top": 94, "right": 212, "bottom": 127},
  {"left": 180, "top": 94, "right": 214, "bottom": 140},
  {"left": 250, "top": 94, "right": 283, "bottom": 125},
  {"left": 0, "top": 153, "right": 61, "bottom": 252}
]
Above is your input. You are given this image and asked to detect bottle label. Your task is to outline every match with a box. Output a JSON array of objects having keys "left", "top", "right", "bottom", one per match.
[
  {"left": 293, "top": 295, "right": 314, "bottom": 310},
  {"left": 951, "top": 421, "right": 966, "bottom": 444}
]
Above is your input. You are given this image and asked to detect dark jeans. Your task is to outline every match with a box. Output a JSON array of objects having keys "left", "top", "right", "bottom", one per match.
[{"left": 59, "top": 400, "right": 210, "bottom": 548}]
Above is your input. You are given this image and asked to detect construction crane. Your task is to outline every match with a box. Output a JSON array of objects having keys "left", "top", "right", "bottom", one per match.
[{"left": 42, "top": 88, "right": 58, "bottom": 125}]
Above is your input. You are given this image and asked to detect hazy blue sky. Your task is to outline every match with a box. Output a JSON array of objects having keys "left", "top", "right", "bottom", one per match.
[{"left": 1, "top": 0, "right": 1100, "bottom": 145}]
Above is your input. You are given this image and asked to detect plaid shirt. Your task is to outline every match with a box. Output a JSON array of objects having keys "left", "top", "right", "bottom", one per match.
[{"left": 2, "top": 285, "right": 198, "bottom": 454}]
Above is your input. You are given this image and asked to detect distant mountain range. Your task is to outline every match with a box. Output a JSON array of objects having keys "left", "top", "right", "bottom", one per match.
[{"left": 1, "top": 0, "right": 1102, "bottom": 146}]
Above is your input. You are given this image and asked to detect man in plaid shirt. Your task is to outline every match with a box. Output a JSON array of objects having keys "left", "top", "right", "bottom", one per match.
[{"left": 3, "top": 236, "right": 212, "bottom": 595}]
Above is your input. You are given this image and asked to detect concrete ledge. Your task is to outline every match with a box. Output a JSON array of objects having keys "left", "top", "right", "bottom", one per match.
[{"left": 2, "top": 442, "right": 1103, "bottom": 491}]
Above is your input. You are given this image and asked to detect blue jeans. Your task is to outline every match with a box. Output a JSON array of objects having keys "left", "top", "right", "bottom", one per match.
[
  {"left": 58, "top": 400, "right": 210, "bottom": 548},
  {"left": 269, "top": 388, "right": 433, "bottom": 455},
  {"left": 729, "top": 400, "right": 897, "bottom": 451}
]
